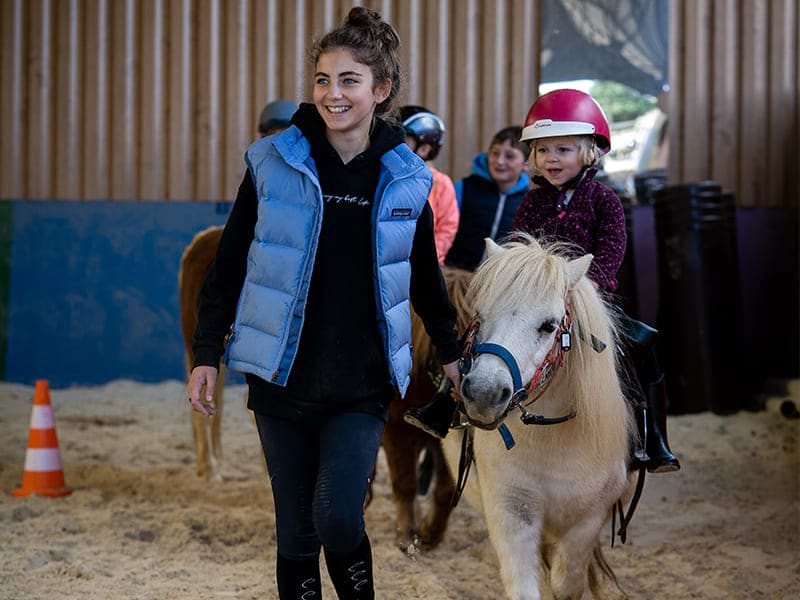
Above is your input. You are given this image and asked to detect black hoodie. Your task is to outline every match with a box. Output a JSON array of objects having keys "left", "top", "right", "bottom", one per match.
[{"left": 193, "top": 104, "right": 460, "bottom": 421}]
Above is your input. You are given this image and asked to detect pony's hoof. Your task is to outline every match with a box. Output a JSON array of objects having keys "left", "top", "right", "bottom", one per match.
[
  {"left": 196, "top": 465, "right": 224, "bottom": 482},
  {"left": 394, "top": 528, "right": 418, "bottom": 553},
  {"left": 405, "top": 540, "right": 421, "bottom": 560}
]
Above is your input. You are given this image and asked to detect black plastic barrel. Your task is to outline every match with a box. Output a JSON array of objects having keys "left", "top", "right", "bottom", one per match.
[
  {"left": 654, "top": 182, "right": 742, "bottom": 414},
  {"left": 634, "top": 168, "right": 667, "bottom": 206}
]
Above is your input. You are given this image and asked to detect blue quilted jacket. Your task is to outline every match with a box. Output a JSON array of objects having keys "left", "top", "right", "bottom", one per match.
[{"left": 224, "top": 125, "right": 432, "bottom": 397}]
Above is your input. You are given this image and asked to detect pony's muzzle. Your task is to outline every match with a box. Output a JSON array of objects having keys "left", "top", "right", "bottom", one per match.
[{"left": 460, "top": 374, "right": 513, "bottom": 426}]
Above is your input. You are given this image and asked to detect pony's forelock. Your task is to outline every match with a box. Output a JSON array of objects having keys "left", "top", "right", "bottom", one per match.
[{"left": 466, "top": 234, "right": 576, "bottom": 320}]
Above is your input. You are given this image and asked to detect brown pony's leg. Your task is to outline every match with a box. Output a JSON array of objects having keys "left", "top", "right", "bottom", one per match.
[
  {"left": 384, "top": 392, "right": 427, "bottom": 551},
  {"left": 418, "top": 440, "right": 456, "bottom": 547},
  {"left": 208, "top": 364, "right": 226, "bottom": 481},
  {"left": 179, "top": 226, "right": 225, "bottom": 481}
]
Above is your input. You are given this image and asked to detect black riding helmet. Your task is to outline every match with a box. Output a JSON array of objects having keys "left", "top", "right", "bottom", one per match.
[{"left": 399, "top": 105, "right": 446, "bottom": 161}]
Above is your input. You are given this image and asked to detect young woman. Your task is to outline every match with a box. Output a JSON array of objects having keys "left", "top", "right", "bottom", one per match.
[{"left": 187, "top": 8, "right": 461, "bottom": 599}]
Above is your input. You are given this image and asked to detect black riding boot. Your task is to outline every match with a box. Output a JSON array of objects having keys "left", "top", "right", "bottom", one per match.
[
  {"left": 644, "top": 372, "right": 681, "bottom": 473},
  {"left": 621, "top": 316, "right": 680, "bottom": 473},
  {"left": 276, "top": 553, "right": 322, "bottom": 600},
  {"left": 324, "top": 534, "right": 374, "bottom": 600},
  {"left": 403, "top": 378, "right": 457, "bottom": 439}
]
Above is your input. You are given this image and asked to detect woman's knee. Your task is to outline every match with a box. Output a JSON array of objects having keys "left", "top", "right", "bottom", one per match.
[{"left": 314, "top": 505, "right": 365, "bottom": 554}]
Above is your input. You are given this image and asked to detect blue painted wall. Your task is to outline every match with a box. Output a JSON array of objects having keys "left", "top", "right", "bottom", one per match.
[
  {"left": 5, "top": 201, "right": 231, "bottom": 388},
  {"left": 0, "top": 200, "right": 796, "bottom": 390}
]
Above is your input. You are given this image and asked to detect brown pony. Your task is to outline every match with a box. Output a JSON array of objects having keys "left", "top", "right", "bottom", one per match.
[
  {"left": 178, "top": 226, "right": 226, "bottom": 481},
  {"left": 382, "top": 266, "right": 473, "bottom": 550}
]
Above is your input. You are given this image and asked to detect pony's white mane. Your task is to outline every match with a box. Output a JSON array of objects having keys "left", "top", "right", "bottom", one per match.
[{"left": 467, "top": 233, "right": 634, "bottom": 461}]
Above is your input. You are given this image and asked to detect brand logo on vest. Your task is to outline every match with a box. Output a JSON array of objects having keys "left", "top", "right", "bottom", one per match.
[{"left": 391, "top": 208, "right": 412, "bottom": 217}]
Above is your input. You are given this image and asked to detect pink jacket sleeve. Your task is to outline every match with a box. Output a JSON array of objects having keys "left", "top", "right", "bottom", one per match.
[{"left": 428, "top": 168, "right": 460, "bottom": 265}]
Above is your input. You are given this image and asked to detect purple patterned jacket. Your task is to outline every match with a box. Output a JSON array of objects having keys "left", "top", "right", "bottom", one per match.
[{"left": 512, "top": 168, "right": 626, "bottom": 291}]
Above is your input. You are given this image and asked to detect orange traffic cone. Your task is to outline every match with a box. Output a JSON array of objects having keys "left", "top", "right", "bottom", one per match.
[{"left": 12, "top": 380, "right": 71, "bottom": 497}]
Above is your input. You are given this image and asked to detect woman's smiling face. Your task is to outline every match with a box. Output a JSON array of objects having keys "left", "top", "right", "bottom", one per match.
[{"left": 313, "top": 48, "right": 390, "bottom": 137}]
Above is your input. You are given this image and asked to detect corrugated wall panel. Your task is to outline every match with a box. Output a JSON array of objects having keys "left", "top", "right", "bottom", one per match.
[
  {"left": 166, "top": 0, "right": 195, "bottom": 200},
  {"left": 223, "top": 0, "right": 254, "bottom": 195},
  {"left": 768, "top": 0, "right": 798, "bottom": 208},
  {"left": 739, "top": 0, "right": 769, "bottom": 208},
  {"left": 27, "top": 0, "right": 56, "bottom": 199},
  {"left": 139, "top": 0, "right": 168, "bottom": 201},
  {"left": 82, "top": 0, "right": 112, "bottom": 200},
  {"left": 510, "top": 0, "right": 540, "bottom": 128},
  {"left": 54, "top": 0, "right": 82, "bottom": 200},
  {"left": 480, "top": 0, "right": 508, "bottom": 150},
  {"left": 667, "top": 0, "right": 683, "bottom": 186},
  {"left": 0, "top": 0, "right": 27, "bottom": 199},
  {"left": 195, "top": 0, "right": 224, "bottom": 202},
  {"left": 681, "top": 0, "right": 712, "bottom": 182},
  {"left": 282, "top": 0, "right": 308, "bottom": 103},
  {"left": 110, "top": 0, "right": 140, "bottom": 200},
  {"left": 2, "top": 0, "right": 543, "bottom": 201},
  {"left": 422, "top": 0, "right": 452, "bottom": 170},
  {"left": 670, "top": 0, "right": 798, "bottom": 207},
  {"left": 451, "top": 0, "right": 481, "bottom": 177},
  {"left": 710, "top": 0, "right": 739, "bottom": 195}
]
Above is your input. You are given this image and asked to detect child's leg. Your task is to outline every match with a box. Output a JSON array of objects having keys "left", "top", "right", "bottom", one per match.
[
  {"left": 619, "top": 315, "right": 680, "bottom": 473},
  {"left": 640, "top": 346, "right": 681, "bottom": 473}
]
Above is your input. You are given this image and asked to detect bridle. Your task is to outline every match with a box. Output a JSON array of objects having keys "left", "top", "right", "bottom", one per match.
[
  {"left": 451, "top": 302, "right": 577, "bottom": 506},
  {"left": 457, "top": 302, "right": 577, "bottom": 447},
  {"left": 452, "top": 298, "right": 645, "bottom": 543}
]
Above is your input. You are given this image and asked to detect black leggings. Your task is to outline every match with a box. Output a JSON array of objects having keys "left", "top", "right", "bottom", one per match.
[{"left": 254, "top": 411, "right": 384, "bottom": 559}]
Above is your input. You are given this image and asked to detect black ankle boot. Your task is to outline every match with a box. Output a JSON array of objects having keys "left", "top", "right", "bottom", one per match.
[
  {"left": 324, "top": 535, "right": 374, "bottom": 600},
  {"left": 403, "top": 379, "right": 457, "bottom": 439},
  {"left": 644, "top": 375, "right": 681, "bottom": 473},
  {"left": 276, "top": 553, "right": 322, "bottom": 600}
]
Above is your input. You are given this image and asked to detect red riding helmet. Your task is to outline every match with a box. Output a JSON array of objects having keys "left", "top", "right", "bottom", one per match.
[{"left": 520, "top": 89, "right": 611, "bottom": 155}]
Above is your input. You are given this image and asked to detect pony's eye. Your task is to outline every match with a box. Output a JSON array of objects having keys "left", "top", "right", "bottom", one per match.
[{"left": 538, "top": 320, "right": 557, "bottom": 334}]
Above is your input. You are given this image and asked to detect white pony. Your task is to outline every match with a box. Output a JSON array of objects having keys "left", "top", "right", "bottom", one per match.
[{"left": 443, "top": 234, "right": 636, "bottom": 600}]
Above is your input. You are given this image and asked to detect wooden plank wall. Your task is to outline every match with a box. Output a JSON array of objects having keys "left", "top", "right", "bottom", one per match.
[
  {"left": 669, "top": 0, "right": 799, "bottom": 207},
  {"left": 0, "top": 0, "right": 542, "bottom": 201}
]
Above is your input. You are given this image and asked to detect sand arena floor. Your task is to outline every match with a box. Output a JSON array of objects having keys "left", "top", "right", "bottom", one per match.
[{"left": 1, "top": 380, "right": 798, "bottom": 599}]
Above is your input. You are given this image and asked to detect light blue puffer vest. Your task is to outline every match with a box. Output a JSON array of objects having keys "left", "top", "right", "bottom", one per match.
[{"left": 224, "top": 125, "right": 432, "bottom": 397}]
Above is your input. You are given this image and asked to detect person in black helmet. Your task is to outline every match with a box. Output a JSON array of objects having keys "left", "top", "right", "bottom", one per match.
[
  {"left": 399, "top": 106, "right": 460, "bottom": 263},
  {"left": 257, "top": 99, "right": 299, "bottom": 137}
]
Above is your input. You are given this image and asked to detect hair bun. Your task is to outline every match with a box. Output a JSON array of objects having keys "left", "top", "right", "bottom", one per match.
[
  {"left": 344, "top": 7, "right": 400, "bottom": 51},
  {"left": 345, "top": 6, "right": 381, "bottom": 28}
]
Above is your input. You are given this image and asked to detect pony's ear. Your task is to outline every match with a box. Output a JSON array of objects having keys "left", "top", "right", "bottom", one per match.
[
  {"left": 485, "top": 238, "right": 506, "bottom": 258},
  {"left": 566, "top": 254, "right": 593, "bottom": 288}
]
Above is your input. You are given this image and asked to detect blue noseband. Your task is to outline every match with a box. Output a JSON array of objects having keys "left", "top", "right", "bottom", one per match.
[{"left": 471, "top": 342, "right": 525, "bottom": 395}]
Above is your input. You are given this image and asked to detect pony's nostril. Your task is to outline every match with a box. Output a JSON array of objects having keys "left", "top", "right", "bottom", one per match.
[
  {"left": 461, "top": 377, "right": 472, "bottom": 397},
  {"left": 498, "top": 385, "right": 512, "bottom": 405}
]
